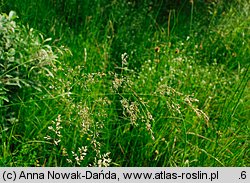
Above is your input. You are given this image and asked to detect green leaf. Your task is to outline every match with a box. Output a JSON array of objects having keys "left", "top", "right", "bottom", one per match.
[
  {"left": 8, "top": 11, "right": 18, "bottom": 20},
  {"left": 0, "top": 95, "right": 9, "bottom": 103}
]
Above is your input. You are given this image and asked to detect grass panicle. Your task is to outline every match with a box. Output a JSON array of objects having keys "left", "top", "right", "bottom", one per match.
[{"left": 0, "top": 0, "right": 249, "bottom": 166}]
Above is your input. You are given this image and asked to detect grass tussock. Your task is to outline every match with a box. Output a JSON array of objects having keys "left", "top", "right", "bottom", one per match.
[{"left": 0, "top": 0, "right": 249, "bottom": 166}]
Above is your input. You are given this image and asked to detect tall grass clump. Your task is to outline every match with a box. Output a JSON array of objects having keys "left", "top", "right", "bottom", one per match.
[
  {"left": 0, "top": 0, "right": 249, "bottom": 166},
  {"left": 184, "top": 0, "right": 250, "bottom": 68},
  {"left": 0, "top": 11, "right": 71, "bottom": 166}
]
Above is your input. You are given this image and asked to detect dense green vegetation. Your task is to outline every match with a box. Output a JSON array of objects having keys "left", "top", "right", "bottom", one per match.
[{"left": 0, "top": 0, "right": 249, "bottom": 166}]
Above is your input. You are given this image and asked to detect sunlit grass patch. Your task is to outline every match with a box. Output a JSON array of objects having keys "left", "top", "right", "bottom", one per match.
[{"left": 0, "top": 0, "right": 249, "bottom": 166}]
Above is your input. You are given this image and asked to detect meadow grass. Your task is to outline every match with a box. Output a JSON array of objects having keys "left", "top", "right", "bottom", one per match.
[{"left": 0, "top": 0, "right": 249, "bottom": 166}]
